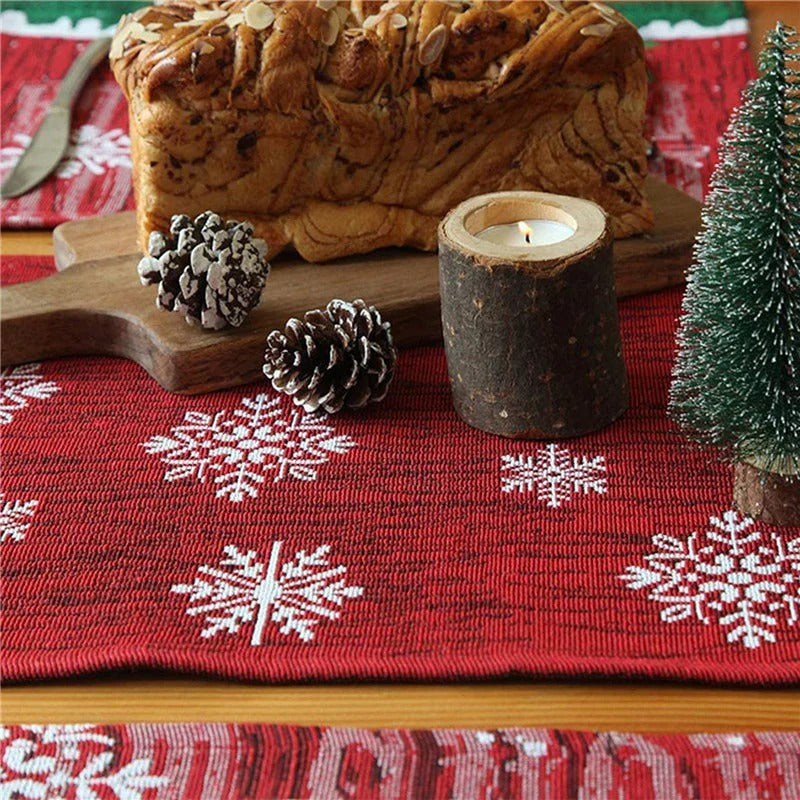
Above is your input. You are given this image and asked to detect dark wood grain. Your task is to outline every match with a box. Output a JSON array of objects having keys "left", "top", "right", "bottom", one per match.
[{"left": 1, "top": 177, "right": 699, "bottom": 395}]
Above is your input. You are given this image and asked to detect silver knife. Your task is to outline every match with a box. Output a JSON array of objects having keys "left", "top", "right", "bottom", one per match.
[{"left": 1, "top": 36, "right": 112, "bottom": 199}]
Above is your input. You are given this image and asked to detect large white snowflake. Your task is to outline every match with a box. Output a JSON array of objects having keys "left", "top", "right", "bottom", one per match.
[
  {"left": 172, "top": 540, "right": 364, "bottom": 645},
  {"left": 501, "top": 444, "right": 607, "bottom": 507},
  {"left": 0, "top": 724, "right": 168, "bottom": 800},
  {"left": 0, "top": 364, "right": 60, "bottom": 425},
  {"left": 620, "top": 511, "right": 800, "bottom": 649},
  {"left": 0, "top": 493, "right": 38, "bottom": 544},
  {"left": 142, "top": 394, "right": 356, "bottom": 502},
  {"left": 0, "top": 125, "right": 131, "bottom": 180}
]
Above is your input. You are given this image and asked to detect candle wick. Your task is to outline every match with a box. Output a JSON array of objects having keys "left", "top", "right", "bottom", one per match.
[{"left": 525, "top": 233, "right": 531, "bottom": 244}]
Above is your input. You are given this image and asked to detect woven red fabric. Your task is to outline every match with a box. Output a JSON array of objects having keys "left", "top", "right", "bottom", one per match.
[
  {"left": 2, "top": 723, "right": 798, "bottom": 799},
  {"left": 0, "top": 34, "right": 132, "bottom": 228},
  {"left": 3, "top": 256, "right": 799, "bottom": 685}
]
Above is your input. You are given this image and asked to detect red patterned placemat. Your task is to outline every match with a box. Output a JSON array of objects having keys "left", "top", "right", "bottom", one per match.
[
  {"left": 2, "top": 723, "right": 798, "bottom": 799},
  {"left": 3, "top": 256, "right": 799, "bottom": 686}
]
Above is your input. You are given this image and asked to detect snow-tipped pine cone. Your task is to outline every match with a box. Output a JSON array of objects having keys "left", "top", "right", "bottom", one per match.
[
  {"left": 137, "top": 211, "right": 270, "bottom": 330},
  {"left": 264, "top": 299, "right": 397, "bottom": 414}
]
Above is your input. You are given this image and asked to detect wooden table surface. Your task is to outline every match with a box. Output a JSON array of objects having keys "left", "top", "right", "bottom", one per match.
[{"left": 3, "top": 2, "right": 800, "bottom": 733}]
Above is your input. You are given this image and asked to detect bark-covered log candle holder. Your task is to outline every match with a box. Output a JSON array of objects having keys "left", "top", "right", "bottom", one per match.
[{"left": 439, "top": 191, "right": 628, "bottom": 439}]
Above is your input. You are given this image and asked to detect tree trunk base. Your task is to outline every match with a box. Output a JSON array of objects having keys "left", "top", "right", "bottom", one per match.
[{"left": 733, "top": 461, "right": 800, "bottom": 526}]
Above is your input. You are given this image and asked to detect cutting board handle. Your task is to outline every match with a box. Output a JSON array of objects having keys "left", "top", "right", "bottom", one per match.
[{"left": 1, "top": 257, "right": 164, "bottom": 370}]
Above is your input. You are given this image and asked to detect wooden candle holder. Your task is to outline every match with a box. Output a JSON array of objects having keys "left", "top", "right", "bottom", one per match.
[{"left": 438, "top": 191, "right": 628, "bottom": 439}]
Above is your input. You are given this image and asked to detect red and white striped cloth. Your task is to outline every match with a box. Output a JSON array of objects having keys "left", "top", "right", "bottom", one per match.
[{"left": 2, "top": 723, "right": 798, "bottom": 799}]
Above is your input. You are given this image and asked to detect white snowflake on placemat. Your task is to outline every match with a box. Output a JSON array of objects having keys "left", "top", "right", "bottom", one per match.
[
  {"left": 172, "top": 541, "right": 364, "bottom": 645},
  {"left": 143, "top": 394, "right": 356, "bottom": 502},
  {"left": 620, "top": 511, "right": 800, "bottom": 649},
  {"left": 0, "top": 724, "right": 168, "bottom": 799},
  {"left": 0, "top": 125, "right": 131, "bottom": 180},
  {"left": 500, "top": 444, "right": 607, "bottom": 507},
  {"left": 0, "top": 493, "right": 38, "bottom": 544},
  {"left": 0, "top": 363, "right": 60, "bottom": 425}
]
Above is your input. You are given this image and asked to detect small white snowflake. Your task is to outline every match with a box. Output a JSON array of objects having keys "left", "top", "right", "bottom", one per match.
[
  {"left": 0, "top": 364, "right": 60, "bottom": 425},
  {"left": 514, "top": 736, "right": 548, "bottom": 758},
  {"left": 501, "top": 444, "right": 607, "bottom": 507},
  {"left": 0, "top": 493, "right": 38, "bottom": 544},
  {"left": 142, "top": 394, "right": 356, "bottom": 502},
  {"left": 0, "top": 724, "right": 167, "bottom": 800},
  {"left": 620, "top": 510, "right": 800, "bottom": 649},
  {"left": 172, "top": 540, "right": 364, "bottom": 645},
  {"left": 0, "top": 125, "right": 131, "bottom": 181}
]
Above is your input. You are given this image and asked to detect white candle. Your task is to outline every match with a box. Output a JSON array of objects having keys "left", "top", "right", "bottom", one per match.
[{"left": 476, "top": 219, "right": 575, "bottom": 247}]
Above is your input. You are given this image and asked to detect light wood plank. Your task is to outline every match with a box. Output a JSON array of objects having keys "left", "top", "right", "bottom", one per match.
[
  {"left": 747, "top": 1, "right": 800, "bottom": 52},
  {"left": 0, "top": 230, "right": 54, "bottom": 256},
  {"left": 3, "top": 679, "right": 798, "bottom": 732}
]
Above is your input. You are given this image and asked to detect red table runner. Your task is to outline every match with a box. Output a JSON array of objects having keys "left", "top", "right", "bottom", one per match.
[
  {"left": 3, "top": 256, "right": 799, "bottom": 686},
  {"left": 2, "top": 723, "right": 798, "bottom": 799}
]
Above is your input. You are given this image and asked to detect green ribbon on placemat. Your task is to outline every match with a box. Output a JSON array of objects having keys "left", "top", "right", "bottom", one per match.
[{"left": 1, "top": 1, "right": 748, "bottom": 37}]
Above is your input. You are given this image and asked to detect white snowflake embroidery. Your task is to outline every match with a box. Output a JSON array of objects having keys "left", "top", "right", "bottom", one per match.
[
  {"left": 0, "top": 493, "right": 38, "bottom": 544},
  {"left": 0, "top": 724, "right": 168, "bottom": 800},
  {"left": 0, "top": 125, "right": 131, "bottom": 181},
  {"left": 142, "top": 394, "right": 356, "bottom": 502},
  {"left": 0, "top": 364, "right": 60, "bottom": 425},
  {"left": 620, "top": 511, "right": 800, "bottom": 649},
  {"left": 172, "top": 541, "right": 364, "bottom": 645},
  {"left": 500, "top": 444, "right": 607, "bottom": 507}
]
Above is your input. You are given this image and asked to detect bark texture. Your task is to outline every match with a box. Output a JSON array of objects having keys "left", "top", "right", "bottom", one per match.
[
  {"left": 438, "top": 232, "right": 628, "bottom": 438},
  {"left": 733, "top": 461, "right": 800, "bottom": 526}
]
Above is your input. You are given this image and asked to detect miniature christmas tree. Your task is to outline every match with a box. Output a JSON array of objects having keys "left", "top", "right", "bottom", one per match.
[{"left": 669, "top": 22, "right": 800, "bottom": 525}]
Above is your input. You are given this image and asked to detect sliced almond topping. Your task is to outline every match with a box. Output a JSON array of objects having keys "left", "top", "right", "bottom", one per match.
[
  {"left": 335, "top": 5, "right": 350, "bottom": 25},
  {"left": 174, "top": 19, "right": 203, "bottom": 28},
  {"left": 110, "top": 21, "right": 134, "bottom": 59},
  {"left": 390, "top": 12, "right": 407, "bottom": 29},
  {"left": 419, "top": 23, "right": 447, "bottom": 66},
  {"left": 136, "top": 28, "right": 161, "bottom": 43},
  {"left": 362, "top": 0, "right": 398, "bottom": 30},
  {"left": 350, "top": 0, "right": 365, "bottom": 25},
  {"left": 198, "top": 41, "right": 215, "bottom": 54},
  {"left": 592, "top": 2, "right": 618, "bottom": 24},
  {"left": 194, "top": 9, "right": 228, "bottom": 22},
  {"left": 544, "top": 0, "right": 568, "bottom": 15},
  {"left": 321, "top": 9, "right": 340, "bottom": 45},
  {"left": 227, "top": 12, "right": 244, "bottom": 27},
  {"left": 244, "top": 1, "right": 275, "bottom": 30},
  {"left": 592, "top": 2, "right": 616, "bottom": 15},
  {"left": 316, "top": 0, "right": 338, "bottom": 9},
  {"left": 145, "top": 22, "right": 163, "bottom": 30},
  {"left": 580, "top": 22, "right": 614, "bottom": 36}
]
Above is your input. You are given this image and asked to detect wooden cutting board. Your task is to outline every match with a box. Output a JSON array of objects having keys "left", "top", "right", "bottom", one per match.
[{"left": 1, "top": 177, "right": 699, "bottom": 395}]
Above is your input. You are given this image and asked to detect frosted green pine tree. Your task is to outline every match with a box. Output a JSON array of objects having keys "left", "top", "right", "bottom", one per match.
[{"left": 669, "top": 23, "right": 800, "bottom": 477}]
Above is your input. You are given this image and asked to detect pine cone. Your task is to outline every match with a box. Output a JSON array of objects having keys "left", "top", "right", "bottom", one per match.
[
  {"left": 137, "top": 211, "right": 270, "bottom": 330},
  {"left": 264, "top": 299, "right": 397, "bottom": 414}
]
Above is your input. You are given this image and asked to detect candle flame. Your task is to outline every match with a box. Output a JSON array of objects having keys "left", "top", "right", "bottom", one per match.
[{"left": 517, "top": 221, "right": 533, "bottom": 244}]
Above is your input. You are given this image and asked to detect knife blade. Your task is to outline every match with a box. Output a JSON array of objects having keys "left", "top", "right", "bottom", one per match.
[{"left": 1, "top": 36, "right": 112, "bottom": 200}]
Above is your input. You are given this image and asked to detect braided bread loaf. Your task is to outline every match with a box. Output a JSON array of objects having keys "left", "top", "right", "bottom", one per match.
[{"left": 111, "top": 0, "right": 653, "bottom": 261}]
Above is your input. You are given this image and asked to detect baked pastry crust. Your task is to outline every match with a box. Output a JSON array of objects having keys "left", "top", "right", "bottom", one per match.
[{"left": 112, "top": 1, "right": 653, "bottom": 261}]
